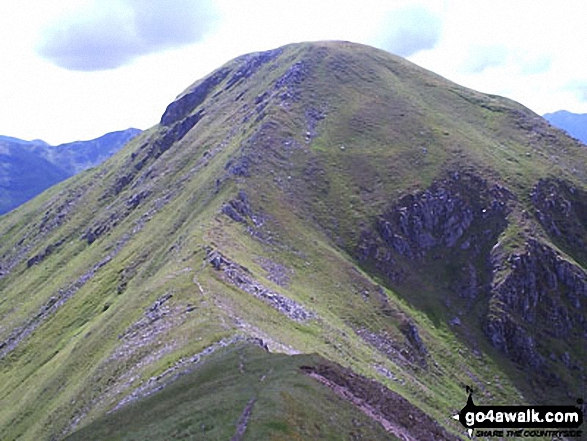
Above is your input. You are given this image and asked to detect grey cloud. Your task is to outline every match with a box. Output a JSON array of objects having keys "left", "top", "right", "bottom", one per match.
[
  {"left": 37, "top": 0, "right": 217, "bottom": 71},
  {"left": 462, "top": 45, "right": 509, "bottom": 73},
  {"left": 379, "top": 6, "right": 442, "bottom": 57}
]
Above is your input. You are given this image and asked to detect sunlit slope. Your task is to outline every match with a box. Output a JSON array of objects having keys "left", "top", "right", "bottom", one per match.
[
  {"left": 1, "top": 41, "right": 586, "bottom": 440},
  {"left": 65, "top": 341, "right": 465, "bottom": 441}
]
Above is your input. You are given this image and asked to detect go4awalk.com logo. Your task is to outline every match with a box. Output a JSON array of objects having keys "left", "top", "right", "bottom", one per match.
[{"left": 452, "top": 389, "right": 584, "bottom": 438}]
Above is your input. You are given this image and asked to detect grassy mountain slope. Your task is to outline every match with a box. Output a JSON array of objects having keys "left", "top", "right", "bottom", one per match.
[
  {"left": 0, "top": 129, "right": 140, "bottom": 214},
  {"left": 0, "top": 41, "right": 586, "bottom": 440},
  {"left": 64, "top": 341, "right": 462, "bottom": 441}
]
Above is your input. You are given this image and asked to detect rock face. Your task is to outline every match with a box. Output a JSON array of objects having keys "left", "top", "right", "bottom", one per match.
[
  {"left": 486, "top": 239, "right": 587, "bottom": 370},
  {"left": 131, "top": 110, "right": 205, "bottom": 175},
  {"left": 375, "top": 173, "right": 509, "bottom": 259},
  {"left": 222, "top": 191, "right": 254, "bottom": 224},
  {"left": 531, "top": 178, "right": 587, "bottom": 266},
  {"left": 358, "top": 171, "right": 587, "bottom": 387},
  {"left": 160, "top": 68, "right": 231, "bottom": 127},
  {"left": 358, "top": 172, "right": 510, "bottom": 285}
]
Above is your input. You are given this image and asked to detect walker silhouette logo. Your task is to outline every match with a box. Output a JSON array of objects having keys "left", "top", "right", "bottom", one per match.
[{"left": 452, "top": 388, "right": 583, "bottom": 438}]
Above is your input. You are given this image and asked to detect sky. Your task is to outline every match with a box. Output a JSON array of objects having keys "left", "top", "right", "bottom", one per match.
[{"left": 1, "top": 0, "right": 587, "bottom": 145}]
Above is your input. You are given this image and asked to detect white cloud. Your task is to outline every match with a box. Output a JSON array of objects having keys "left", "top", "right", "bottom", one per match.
[
  {"left": 375, "top": 5, "right": 442, "bottom": 57},
  {"left": 37, "top": 0, "right": 217, "bottom": 71},
  {"left": 462, "top": 45, "right": 508, "bottom": 73},
  {"left": 3, "top": 0, "right": 587, "bottom": 144},
  {"left": 517, "top": 52, "right": 551, "bottom": 75}
]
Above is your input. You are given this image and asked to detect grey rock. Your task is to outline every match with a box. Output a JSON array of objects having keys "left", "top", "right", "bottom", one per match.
[
  {"left": 207, "top": 250, "right": 314, "bottom": 322},
  {"left": 225, "top": 48, "right": 283, "bottom": 91},
  {"left": 160, "top": 68, "right": 230, "bottom": 126},
  {"left": 485, "top": 239, "right": 587, "bottom": 369}
]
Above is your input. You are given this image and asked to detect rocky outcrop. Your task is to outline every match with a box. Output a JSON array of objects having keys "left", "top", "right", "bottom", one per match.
[
  {"left": 225, "top": 155, "right": 252, "bottom": 177},
  {"left": 357, "top": 172, "right": 510, "bottom": 286},
  {"left": 485, "top": 239, "right": 587, "bottom": 369},
  {"left": 531, "top": 178, "right": 587, "bottom": 266},
  {"left": 222, "top": 191, "right": 252, "bottom": 223},
  {"left": 208, "top": 250, "right": 314, "bottom": 322},
  {"left": 401, "top": 320, "right": 428, "bottom": 360},
  {"left": 375, "top": 173, "right": 510, "bottom": 260},
  {"left": 356, "top": 326, "right": 428, "bottom": 369},
  {"left": 131, "top": 109, "right": 205, "bottom": 177},
  {"left": 82, "top": 211, "right": 122, "bottom": 244},
  {"left": 357, "top": 172, "right": 587, "bottom": 382},
  {"left": 221, "top": 190, "right": 263, "bottom": 227},
  {"left": 114, "top": 93, "right": 210, "bottom": 197},
  {"left": 156, "top": 110, "right": 205, "bottom": 154},
  {"left": 225, "top": 48, "right": 283, "bottom": 91},
  {"left": 275, "top": 61, "right": 308, "bottom": 103},
  {"left": 160, "top": 68, "right": 230, "bottom": 127},
  {"left": 26, "top": 238, "right": 65, "bottom": 267}
]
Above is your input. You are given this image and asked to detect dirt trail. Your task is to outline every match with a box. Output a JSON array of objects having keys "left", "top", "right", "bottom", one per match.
[
  {"left": 308, "top": 372, "right": 416, "bottom": 441},
  {"left": 231, "top": 397, "right": 256, "bottom": 441}
]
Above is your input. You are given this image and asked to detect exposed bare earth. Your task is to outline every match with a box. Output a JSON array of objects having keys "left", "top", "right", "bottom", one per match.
[{"left": 301, "top": 363, "right": 459, "bottom": 441}]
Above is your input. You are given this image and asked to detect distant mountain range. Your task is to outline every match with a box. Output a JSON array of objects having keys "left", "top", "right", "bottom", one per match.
[
  {"left": 0, "top": 128, "right": 141, "bottom": 214},
  {"left": 543, "top": 110, "right": 587, "bottom": 144}
]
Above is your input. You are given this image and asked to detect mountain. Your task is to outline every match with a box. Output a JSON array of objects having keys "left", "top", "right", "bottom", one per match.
[
  {"left": 543, "top": 110, "right": 587, "bottom": 145},
  {"left": 0, "top": 135, "right": 49, "bottom": 146},
  {"left": 0, "top": 129, "right": 141, "bottom": 214},
  {"left": 1, "top": 41, "right": 586, "bottom": 440},
  {"left": 0, "top": 144, "right": 71, "bottom": 216}
]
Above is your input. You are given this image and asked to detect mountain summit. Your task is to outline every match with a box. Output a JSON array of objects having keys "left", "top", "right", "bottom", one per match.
[{"left": 1, "top": 41, "right": 586, "bottom": 440}]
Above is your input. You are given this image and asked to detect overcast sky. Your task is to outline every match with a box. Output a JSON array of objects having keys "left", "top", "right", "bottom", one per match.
[{"left": 1, "top": 0, "right": 586, "bottom": 145}]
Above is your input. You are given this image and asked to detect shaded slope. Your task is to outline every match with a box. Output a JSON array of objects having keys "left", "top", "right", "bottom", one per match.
[
  {"left": 0, "top": 129, "right": 140, "bottom": 214},
  {"left": 0, "top": 144, "right": 70, "bottom": 215},
  {"left": 33, "top": 128, "right": 142, "bottom": 175},
  {"left": 0, "top": 41, "right": 586, "bottom": 440},
  {"left": 544, "top": 110, "right": 587, "bottom": 145}
]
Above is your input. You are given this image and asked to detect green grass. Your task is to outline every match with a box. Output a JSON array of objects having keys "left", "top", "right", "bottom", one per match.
[
  {"left": 64, "top": 343, "right": 396, "bottom": 441},
  {"left": 0, "top": 41, "right": 585, "bottom": 440}
]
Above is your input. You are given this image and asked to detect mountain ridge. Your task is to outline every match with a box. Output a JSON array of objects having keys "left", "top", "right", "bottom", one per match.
[
  {"left": 543, "top": 110, "right": 587, "bottom": 145},
  {"left": 0, "top": 41, "right": 586, "bottom": 440},
  {"left": 0, "top": 128, "right": 141, "bottom": 214}
]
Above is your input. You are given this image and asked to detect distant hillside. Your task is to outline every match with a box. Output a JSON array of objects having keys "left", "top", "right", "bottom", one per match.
[
  {"left": 543, "top": 110, "right": 587, "bottom": 144},
  {"left": 0, "top": 129, "right": 140, "bottom": 214}
]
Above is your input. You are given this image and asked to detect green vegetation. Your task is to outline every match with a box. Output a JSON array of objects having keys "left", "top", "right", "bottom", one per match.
[
  {"left": 0, "top": 41, "right": 585, "bottom": 440},
  {"left": 64, "top": 343, "right": 395, "bottom": 441}
]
